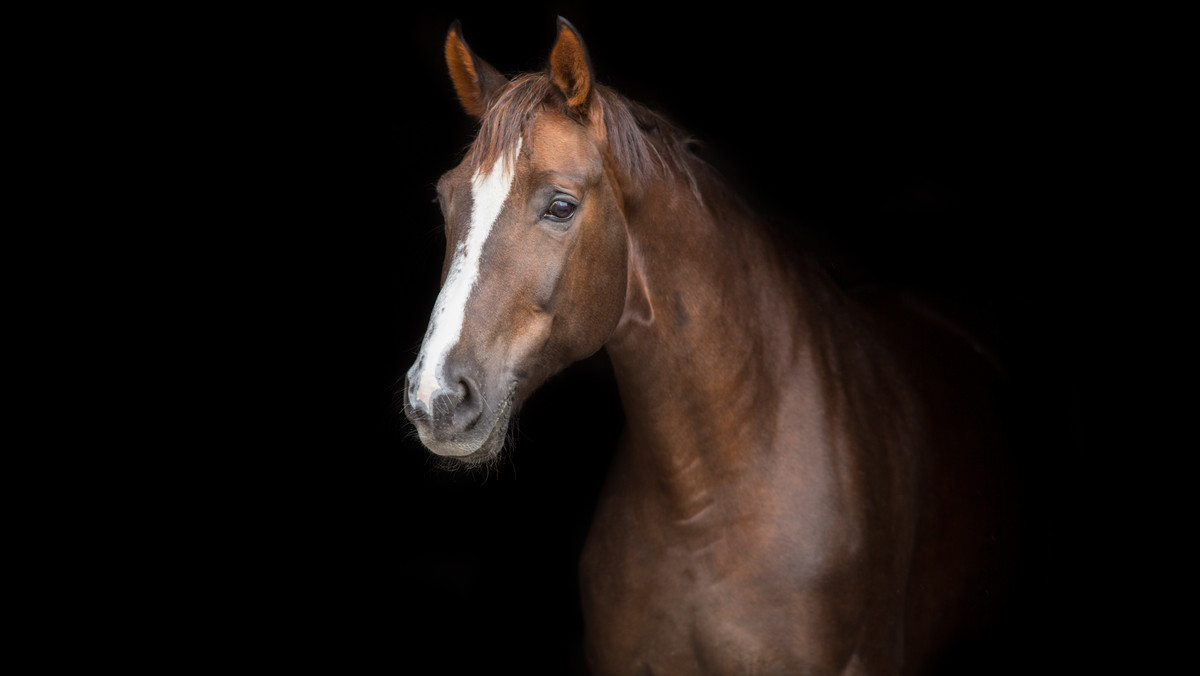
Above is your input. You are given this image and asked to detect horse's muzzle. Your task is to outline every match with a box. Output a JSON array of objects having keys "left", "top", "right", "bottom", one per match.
[{"left": 403, "top": 363, "right": 511, "bottom": 461}]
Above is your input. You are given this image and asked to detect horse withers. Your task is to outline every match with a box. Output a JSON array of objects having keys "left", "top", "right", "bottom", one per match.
[{"left": 403, "top": 17, "right": 1015, "bottom": 675}]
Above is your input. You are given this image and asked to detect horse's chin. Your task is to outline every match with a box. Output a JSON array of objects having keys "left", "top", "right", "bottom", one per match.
[
  {"left": 428, "top": 442, "right": 499, "bottom": 467},
  {"left": 419, "top": 424, "right": 506, "bottom": 465}
]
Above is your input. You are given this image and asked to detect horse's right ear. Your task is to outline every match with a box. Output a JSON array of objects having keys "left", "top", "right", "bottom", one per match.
[{"left": 445, "top": 20, "right": 507, "bottom": 118}]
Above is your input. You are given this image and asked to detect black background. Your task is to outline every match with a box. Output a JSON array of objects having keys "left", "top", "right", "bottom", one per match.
[{"left": 100, "top": 3, "right": 1162, "bottom": 673}]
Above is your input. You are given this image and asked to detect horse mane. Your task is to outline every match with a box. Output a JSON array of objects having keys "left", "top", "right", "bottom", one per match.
[{"left": 467, "top": 72, "right": 701, "bottom": 202}]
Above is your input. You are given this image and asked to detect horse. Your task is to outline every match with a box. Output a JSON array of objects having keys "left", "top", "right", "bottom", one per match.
[{"left": 402, "top": 17, "right": 1016, "bottom": 674}]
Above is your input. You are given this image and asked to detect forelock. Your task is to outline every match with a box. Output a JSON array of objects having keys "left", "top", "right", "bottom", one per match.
[
  {"left": 467, "top": 74, "right": 556, "bottom": 173},
  {"left": 466, "top": 72, "right": 700, "bottom": 200}
]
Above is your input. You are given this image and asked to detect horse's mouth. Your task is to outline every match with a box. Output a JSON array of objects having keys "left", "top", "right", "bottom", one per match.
[
  {"left": 418, "top": 385, "right": 517, "bottom": 464},
  {"left": 458, "top": 387, "right": 516, "bottom": 464}
]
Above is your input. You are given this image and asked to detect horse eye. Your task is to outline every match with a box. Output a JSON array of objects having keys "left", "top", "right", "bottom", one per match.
[{"left": 545, "top": 199, "right": 576, "bottom": 221}]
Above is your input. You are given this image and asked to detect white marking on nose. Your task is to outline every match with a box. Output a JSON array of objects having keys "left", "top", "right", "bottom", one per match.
[{"left": 413, "top": 137, "right": 522, "bottom": 409}]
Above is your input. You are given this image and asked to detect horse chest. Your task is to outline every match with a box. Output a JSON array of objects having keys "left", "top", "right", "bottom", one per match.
[
  {"left": 579, "top": 486, "right": 848, "bottom": 674},
  {"left": 580, "top": 524, "right": 790, "bottom": 673},
  {"left": 577, "top": 432, "right": 909, "bottom": 674}
]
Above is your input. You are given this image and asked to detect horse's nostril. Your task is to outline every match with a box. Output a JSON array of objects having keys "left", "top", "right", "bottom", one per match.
[
  {"left": 422, "top": 368, "right": 483, "bottom": 434},
  {"left": 449, "top": 374, "right": 482, "bottom": 426}
]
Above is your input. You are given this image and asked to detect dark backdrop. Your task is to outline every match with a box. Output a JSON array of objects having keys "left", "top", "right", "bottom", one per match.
[{"left": 174, "top": 4, "right": 1139, "bottom": 673}]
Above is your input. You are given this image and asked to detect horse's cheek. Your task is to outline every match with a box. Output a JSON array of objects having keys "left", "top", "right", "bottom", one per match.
[
  {"left": 586, "top": 219, "right": 628, "bottom": 338},
  {"left": 552, "top": 244, "right": 621, "bottom": 362}
]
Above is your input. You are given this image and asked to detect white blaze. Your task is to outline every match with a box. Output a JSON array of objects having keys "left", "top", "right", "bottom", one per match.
[{"left": 413, "top": 137, "right": 522, "bottom": 408}]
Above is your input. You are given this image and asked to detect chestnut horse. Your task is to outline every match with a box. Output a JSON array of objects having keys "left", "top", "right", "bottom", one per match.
[{"left": 404, "top": 18, "right": 1014, "bottom": 675}]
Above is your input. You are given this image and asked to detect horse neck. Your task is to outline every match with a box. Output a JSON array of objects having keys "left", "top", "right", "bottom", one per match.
[{"left": 603, "top": 164, "right": 828, "bottom": 505}]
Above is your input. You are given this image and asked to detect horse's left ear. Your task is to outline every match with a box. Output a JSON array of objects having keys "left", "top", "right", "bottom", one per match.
[{"left": 549, "top": 17, "right": 594, "bottom": 114}]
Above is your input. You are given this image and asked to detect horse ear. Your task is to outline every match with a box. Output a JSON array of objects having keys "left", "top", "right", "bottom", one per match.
[
  {"left": 549, "top": 17, "right": 594, "bottom": 114},
  {"left": 445, "top": 20, "right": 507, "bottom": 118}
]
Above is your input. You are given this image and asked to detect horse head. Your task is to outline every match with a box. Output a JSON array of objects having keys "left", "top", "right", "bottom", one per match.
[{"left": 404, "top": 19, "right": 631, "bottom": 464}]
